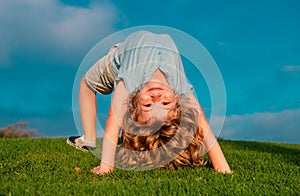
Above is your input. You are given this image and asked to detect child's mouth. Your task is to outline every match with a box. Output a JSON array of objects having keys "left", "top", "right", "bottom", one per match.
[{"left": 148, "top": 87, "right": 163, "bottom": 92}]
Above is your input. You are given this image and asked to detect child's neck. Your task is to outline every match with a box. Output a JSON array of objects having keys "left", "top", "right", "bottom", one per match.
[{"left": 148, "top": 69, "right": 170, "bottom": 86}]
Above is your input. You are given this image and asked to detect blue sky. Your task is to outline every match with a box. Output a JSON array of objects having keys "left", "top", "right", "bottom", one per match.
[{"left": 0, "top": 0, "right": 299, "bottom": 143}]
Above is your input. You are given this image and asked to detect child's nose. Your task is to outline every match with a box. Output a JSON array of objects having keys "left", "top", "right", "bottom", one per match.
[{"left": 150, "top": 93, "right": 162, "bottom": 101}]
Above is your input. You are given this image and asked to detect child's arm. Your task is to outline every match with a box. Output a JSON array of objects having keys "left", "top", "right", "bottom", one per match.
[
  {"left": 190, "top": 94, "right": 232, "bottom": 173},
  {"left": 91, "top": 104, "right": 121, "bottom": 174},
  {"left": 91, "top": 81, "right": 128, "bottom": 175}
]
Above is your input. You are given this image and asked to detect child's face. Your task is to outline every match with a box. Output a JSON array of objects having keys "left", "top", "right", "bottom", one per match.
[{"left": 138, "top": 81, "right": 177, "bottom": 123}]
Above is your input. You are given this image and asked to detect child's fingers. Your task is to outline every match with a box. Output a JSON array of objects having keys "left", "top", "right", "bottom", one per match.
[{"left": 91, "top": 166, "right": 101, "bottom": 174}]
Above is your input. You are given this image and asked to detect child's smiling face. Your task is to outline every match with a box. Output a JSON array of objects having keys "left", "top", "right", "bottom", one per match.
[{"left": 137, "top": 81, "right": 177, "bottom": 123}]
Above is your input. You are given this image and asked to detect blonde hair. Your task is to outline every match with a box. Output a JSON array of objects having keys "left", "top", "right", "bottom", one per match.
[{"left": 116, "top": 91, "right": 206, "bottom": 170}]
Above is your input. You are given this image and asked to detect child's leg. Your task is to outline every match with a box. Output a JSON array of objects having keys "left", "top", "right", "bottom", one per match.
[
  {"left": 81, "top": 45, "right": 118, "bottom": 142},
  {"left": 79, "top": 77, "right": 97, "bottom": 143}
]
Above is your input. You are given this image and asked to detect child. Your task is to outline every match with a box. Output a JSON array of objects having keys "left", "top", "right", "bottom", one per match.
[{"left": 67, "top": 31, "right": 231, "bottom": 174}]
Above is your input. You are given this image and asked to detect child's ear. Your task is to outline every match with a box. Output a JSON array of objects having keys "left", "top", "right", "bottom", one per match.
[{"left": 175, "top": 95, "right": 180, "bottom": 105}]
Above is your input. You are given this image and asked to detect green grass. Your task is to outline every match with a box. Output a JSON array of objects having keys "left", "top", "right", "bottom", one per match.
[{"left": 1, "top": 138, "right": 299, "bottom": 195}]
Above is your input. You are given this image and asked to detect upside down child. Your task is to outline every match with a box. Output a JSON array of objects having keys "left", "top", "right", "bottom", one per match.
[{"left": 67, "top": 31, "right": 232, "bottom": 174}]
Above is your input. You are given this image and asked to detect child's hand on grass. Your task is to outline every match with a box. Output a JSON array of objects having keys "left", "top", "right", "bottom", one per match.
[{"left": 91, "top": 163, "right": 113, "bottom": 175}]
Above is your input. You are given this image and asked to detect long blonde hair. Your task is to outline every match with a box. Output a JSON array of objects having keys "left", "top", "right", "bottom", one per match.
[{"left": 116, "top": 91, "right": 206, "bottom": 170}]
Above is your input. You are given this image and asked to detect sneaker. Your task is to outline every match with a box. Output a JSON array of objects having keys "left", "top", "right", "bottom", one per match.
[{"left": 66, "top": 136, "right": 96, "bottom": 152}]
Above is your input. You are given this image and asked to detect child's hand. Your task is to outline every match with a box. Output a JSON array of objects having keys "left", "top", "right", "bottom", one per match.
[{"left": 91, "top": 164, "right": 113, "bottom": 175}]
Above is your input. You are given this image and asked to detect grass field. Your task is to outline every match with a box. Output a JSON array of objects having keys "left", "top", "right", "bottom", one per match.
[{"left": 0, "top": 138, "right": 299, "bottom": 195}]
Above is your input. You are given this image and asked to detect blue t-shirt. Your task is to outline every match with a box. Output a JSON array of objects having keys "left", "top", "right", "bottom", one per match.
[{"left": 114, "top": 31, "right": 193, "bottom": 96}]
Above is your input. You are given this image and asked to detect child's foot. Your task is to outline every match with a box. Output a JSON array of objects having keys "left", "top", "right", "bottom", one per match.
[{"left": 66, "top": 136, "right": 96, "bottom": 152}]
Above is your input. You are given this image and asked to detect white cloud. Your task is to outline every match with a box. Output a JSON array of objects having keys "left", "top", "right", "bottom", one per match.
[
  {"left": 220, "top": 108, "right": 300, "bottom": 144},
  {"left": 281, "top": 65, "right": 300, "bottom": 72},
  {"left": 0, "top": 0, "right": 118, "bottom": 66},
  {"left": 48, "top": 2, "right": 117, "bottom": 49}
]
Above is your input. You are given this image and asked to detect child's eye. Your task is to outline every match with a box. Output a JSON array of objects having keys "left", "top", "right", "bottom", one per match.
[
  {"left": 162, "top": 102, "right": 170, "bottom": 105},
  {"left": 143, "top": 104, "right": 152, "bottom": 107}
]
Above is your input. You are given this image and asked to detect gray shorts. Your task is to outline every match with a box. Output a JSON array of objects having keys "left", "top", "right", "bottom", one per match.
[{"left": 85, "top": 45, "right": 119, "bottom": 94}]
